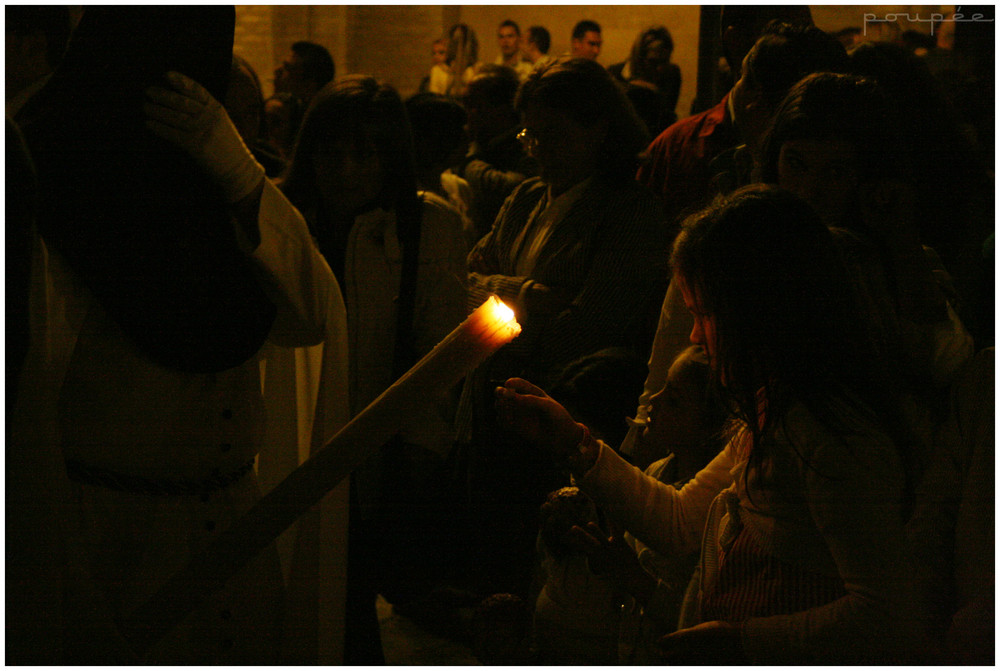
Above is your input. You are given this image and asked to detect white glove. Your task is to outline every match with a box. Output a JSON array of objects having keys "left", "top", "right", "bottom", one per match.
[{"left": 144, "top": 70, "right": 265, "bottom": 203}]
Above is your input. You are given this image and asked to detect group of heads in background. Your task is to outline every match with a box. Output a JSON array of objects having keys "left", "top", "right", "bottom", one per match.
[
  {"left": 424, "top": 18, "right": 602, "bottom": 77},
  {"left": 8, "top": 6, "right": 989, "bottom": 339},
  {"left": 570, "top": 20, "right": 603, "bottom": 60}
]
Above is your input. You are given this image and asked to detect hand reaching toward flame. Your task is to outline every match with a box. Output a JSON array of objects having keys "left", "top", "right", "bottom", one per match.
[{"left": 495, "top": 377, "right": 595, "bottom": 471}]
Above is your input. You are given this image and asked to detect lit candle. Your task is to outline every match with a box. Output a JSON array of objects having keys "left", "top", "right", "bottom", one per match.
[{"left": 122, "top": 296, "right": 520, "bottom": 653}]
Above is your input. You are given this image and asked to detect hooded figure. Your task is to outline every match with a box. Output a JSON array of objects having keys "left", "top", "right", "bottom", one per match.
[
  {"left": 18, "top": 5, "right": 275, "bottom": 373},
  {"left": 8, "top": 6, "right": 350, "bottom": 663}
]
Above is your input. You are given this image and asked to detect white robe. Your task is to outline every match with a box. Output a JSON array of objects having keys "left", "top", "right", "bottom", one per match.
[{"left": 10, "top": 179, "right": 351, "bottom": 664}]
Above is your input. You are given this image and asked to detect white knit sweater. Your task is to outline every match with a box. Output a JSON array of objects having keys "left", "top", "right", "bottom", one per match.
[{"left": 578, "top": 400, "right": 921, "bottom": 664}]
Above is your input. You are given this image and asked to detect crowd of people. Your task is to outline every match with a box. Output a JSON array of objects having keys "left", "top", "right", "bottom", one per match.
[{"left": 6, "top": 5, "right": 993, "bottom": 666}]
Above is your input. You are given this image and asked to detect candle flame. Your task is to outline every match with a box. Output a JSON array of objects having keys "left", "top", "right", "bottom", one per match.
[{"left": 490, "top": 296, "right": 516, "bottom": 324}]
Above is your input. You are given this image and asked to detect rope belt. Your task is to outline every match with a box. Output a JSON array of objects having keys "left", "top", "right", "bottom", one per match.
[{"left": 65, "top": 458, "right": 255, "bottom": 497}]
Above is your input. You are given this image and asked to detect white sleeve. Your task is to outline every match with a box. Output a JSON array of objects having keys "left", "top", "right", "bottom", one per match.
[{"left": 579, "top": 440, "right": 735, "bottom": 559}]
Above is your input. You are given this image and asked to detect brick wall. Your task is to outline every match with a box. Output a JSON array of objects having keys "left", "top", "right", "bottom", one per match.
[
  {"left": 235, "top": 5, "right": 700, "bottom": 109},
  {"left": 346, "top": 6, "right": 449, "bottom": 94},
  {"left": 233, "top": 5, "right": 274, "bottom": 95},
  {"left": 234, "top": 5, "right": 954, "bottom": 115},
  {"left": 236, "top": 5, "right": 447, "bottom": 99},
  {"left": 457, "top": 5, "right": 701, "bottom": 119}
]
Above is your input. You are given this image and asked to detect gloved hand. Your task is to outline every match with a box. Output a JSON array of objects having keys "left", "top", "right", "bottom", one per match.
[{"left": 144, "top": 70, "right": 264, "bottom": 203}]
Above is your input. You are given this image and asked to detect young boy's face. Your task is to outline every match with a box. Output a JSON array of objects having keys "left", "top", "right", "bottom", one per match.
[
  {"left": 432, "top": 41, "right": 447, "bottom": 65},
  {"left": 639, "top": 350, "right": 714, "bottom": 472}
]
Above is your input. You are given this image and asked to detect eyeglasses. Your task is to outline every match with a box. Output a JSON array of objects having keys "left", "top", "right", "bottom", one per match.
[{"left": 516, "top": 127, "right": 538, "bottom": 153}]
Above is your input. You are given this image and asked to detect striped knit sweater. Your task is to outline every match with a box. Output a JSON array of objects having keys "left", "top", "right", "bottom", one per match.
[{"left": 578, "top": 401, "right": 923, "bottom": 664}]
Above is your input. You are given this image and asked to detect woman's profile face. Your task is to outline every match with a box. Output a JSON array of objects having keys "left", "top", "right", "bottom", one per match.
[
  {"left": 312, "top": 133, "right": 382, "bottom": 216},
  {"left": 639, "top": 39, "right": 672, "bottom": 81},
  {"left": 777, "top": 138, "right": 860, "bottom": 228},
  {"left": 520, "top": 103, "right": 605, "bottom": 194}
]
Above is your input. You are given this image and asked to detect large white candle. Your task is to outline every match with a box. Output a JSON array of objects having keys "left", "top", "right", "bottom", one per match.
[{"left": 122, "top": 296, "right": 520, "bottom": 654}]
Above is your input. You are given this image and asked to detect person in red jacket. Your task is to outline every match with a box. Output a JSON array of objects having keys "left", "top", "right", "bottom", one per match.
[{"left": 636, "top": 6, "right": 812, "bottom": 236}]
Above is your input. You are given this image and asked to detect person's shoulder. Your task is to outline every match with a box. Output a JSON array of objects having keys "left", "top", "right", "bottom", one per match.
[
  {"left": 594, "top": 174, "right": 663, "bottom": 207},
  {"left": 510, "top": 175, "right": 546, "bottom": 198},
  {"left": 419, "top": 190, "right": 465, "bottom": 227},
  {"left": 463, "top": 63, "right": 482, "bottom": 81},
  {"left": 486, "top": 176, "right": 544, "bottom": 221},
  {"left": 585, "top": 178, "right": 668, "bottom": 238},
  {"left": 648, "top": 97, "right": 727, "bottom": 149},
  {"left": 515, "top": 60, "right": 534, "bottom": 80},
  {"left": 415, "top": 192, "right": 470, "bottom": 257},
  {"left": 648, "top": 110, "right": 704, "bottom": 148}
]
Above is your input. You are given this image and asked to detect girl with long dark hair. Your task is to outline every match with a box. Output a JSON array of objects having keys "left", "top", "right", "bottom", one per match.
[
  {"left": 282, "top": 75, "right": 468, "bottom": 663},
  {"left": 495, "top": 185, "right": 922, "bottom": 664}
]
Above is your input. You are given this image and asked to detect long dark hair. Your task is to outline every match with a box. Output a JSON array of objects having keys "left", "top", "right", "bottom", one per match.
[
  {"left": 282, "top": 75, "right": 419, "bottom": 218},
  {"left": 282, "top": 75, "right": 421, "bottom": 294},
  {"left": 759, "top": 72, "right": 905, "bottom": 196},
  {"left": 628, "top": 26, "right": 674, "bottom": 80},
  {"left": 444, "top": 23, "right": 479, "bottom": 97},
  {"left": 229, "top": 54, "right": 267, "bottom": 142},
  {"left": 671, "top": 184, "right": 910, "bottom": 490},
  {"left": 516, "top": 57, "right": 649, "bottom": 183}
]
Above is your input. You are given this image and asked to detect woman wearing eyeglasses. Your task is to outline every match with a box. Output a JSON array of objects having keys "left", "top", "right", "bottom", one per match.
[{"left": 454, "top": 57, "right": 671, "bottom": 598}]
